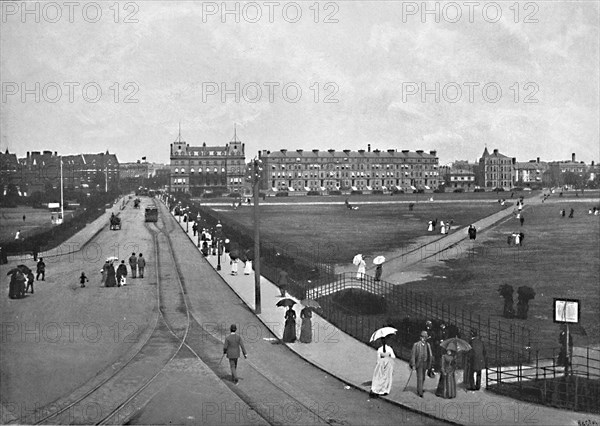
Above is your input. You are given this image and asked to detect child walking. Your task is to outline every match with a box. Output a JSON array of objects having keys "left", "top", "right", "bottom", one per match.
[{"left": 80, "top": 272, "right": 89, "bottom": 288}]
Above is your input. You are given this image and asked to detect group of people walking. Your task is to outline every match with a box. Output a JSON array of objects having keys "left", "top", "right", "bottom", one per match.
[
  {"left": 370, "top": 325, "right": 487, "bottom": 400},
  {"left": 281, "top": 305, "right": 313, "bottom": 344},
  {"left": 100, "top": 252, "right": 146, "bottom": 287},
  {"left": 427, "top": 218, "right": 453, "bottom": 235}
]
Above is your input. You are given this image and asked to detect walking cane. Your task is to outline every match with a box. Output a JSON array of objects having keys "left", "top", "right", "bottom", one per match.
[
  {"left": 403, "top": 369, "right": 413, "bottom": 391},
  {"left": 219, "top": 353, "right": 225, "bottom": 365}
]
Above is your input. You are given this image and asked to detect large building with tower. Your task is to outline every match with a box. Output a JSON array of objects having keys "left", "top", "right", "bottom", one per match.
[
  {"left": 169, "top": 126, "right": 246, "bottom": 195},
  {"left": 259, "top": 145, "right": 439, "bottom": 192}
]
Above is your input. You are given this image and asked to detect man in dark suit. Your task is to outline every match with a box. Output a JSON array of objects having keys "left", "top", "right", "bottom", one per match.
[
  {"left": 410, "top": 331, "right": 433, "bottom": 397},
  {"left": 468, "top": 330, "right": 487, "bottom": 390},
  {"left": 223, "top": 324, "right": 247, "bottom": 384}
]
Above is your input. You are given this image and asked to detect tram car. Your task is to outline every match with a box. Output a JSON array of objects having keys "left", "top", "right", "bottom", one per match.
[{"left": 145, "top": 207, "right": 158, "bottom": 222}]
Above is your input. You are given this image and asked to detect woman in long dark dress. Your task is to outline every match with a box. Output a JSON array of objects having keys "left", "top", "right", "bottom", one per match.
[
  {"left": 299, "top": 307, "right": 312, "bottom": 343},
  {"left": 435, "top": 349, "right": 457, "bottom": 399},
  {"left": 282, "top": 306, "right": 297, "bottom": 343},
  {"left": 105, "top": 263, "right": 117, "bottom": 288},
  {"left": 374, "top": 264, "right": 382, "bottom": 282}
]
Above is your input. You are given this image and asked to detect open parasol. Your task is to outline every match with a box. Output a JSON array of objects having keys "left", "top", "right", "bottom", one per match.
[
  {"left": 369, "top": 326, "right": 397, "bottom": 342},
  {"left": 352, "top": 254, "right": 363, "bottom": 266},
  {"left": 300, "top": 299, "right": 321, "bottom": 310},
  {"left": 229, "top": 249, "right": 240, "bottom": 261},
  {"left": 106, "top": 256, "right": 119, "bottom": 263},
  {"left": 373, "top": 256, "right": 386, "bottom": 265},
  {"left": 276, "top": 298, "right": 296, "bottom": 307},
  {"left": 440, "top": 337, "right": 472, "bottom": 352}
]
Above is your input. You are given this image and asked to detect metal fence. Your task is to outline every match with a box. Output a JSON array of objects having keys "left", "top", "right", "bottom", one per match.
[{"left": 486, "top": 346, "right": 600, "bottom": 413}]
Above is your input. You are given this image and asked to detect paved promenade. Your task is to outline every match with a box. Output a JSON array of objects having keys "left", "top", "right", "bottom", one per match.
[{"left": 173, "top": 200, "right": 600, "bottom": 426}]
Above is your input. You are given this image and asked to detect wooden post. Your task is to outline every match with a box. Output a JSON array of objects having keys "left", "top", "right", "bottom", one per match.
[{"left": 253, "top": 178, "right": 261, "bottom": 314}]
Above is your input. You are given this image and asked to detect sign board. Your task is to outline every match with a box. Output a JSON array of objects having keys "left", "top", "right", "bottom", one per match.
[
  {"left": 48, "top": 203, "right": 60, "bottom": 209},
  {"left": 553, "top": 298, "right": 580, "bottom": 324}
]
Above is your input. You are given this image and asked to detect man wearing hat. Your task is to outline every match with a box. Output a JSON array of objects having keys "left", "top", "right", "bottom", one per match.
[
  {"left": 468, "top": 330, "right": 487, "bottom": 391},
  {"left": 410, "top": 331, "right": 433, "bottom": 397},
  {"left": 223, "top": 324, "right": 247, "bottom": 384}
]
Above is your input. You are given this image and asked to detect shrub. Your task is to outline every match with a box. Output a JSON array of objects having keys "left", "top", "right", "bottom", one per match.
[
  {"left": 372, "top": 190, "right": 384, "bottom": 195},
  {"left": 307, "top": 191, "right": 321, "bottom": 196},
  {"left": 351, "top": 190, "right": 363, "bottom": 195},
  {"left": 328, "top": 190, "right": 342, "bottom": 196},
  {"left": 453, "top": 188, "right": 465, "bottom": 193},
  {"left": 275, "top": 192, "right": 289, "bottom": 197}
]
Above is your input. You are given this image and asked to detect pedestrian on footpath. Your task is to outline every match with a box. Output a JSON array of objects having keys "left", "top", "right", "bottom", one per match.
[
  {"left": 36, "top": 258, "right": 46, "bottom": 281},
  {"left": 299, "top": 307, "right": 312, "bottom": 343},
  {"left": 230, "top": 258, "right": 238, "bottom": 275},
  {"left": 116, "top": 260, "right": 128, "bottom": 286},
  {"left": 128, "top": 252, "right": 137, "bottom": 278},
  {"left": 435, "top": 349, "right": 457, "bottom": 399},
  {"left": 409, "top": 331, "right": 433, "bottom": 397},
  {"left": 467, "top": 330, "right": 487, "bottom": 391},
  {"left": 25, "top": 271, "right": 35, "bottom": 294},
  {"left": 223, "top": 324, "right": 247, "bottom": 384},
  {"left": 282, "top": 306, "right": 297, "bottom": 343},
  {"left": 80, "top": 272, "right": 89, "bottom": 288},
  {"left": 569, "top": 208, "right": 574, "bottom": 218},
  {"left": 468, "top": 225, "right": 477, "bottom": 240},
  {"left": 278, "top": 269, "right": 288, "bottom": 297},
  {"left": 520, "top": 216, "right": 525, "bottom": 226},
  {"left": 100, "top": 261, "right": 109, "bottom": 286},
  {"left": 137, "top": 253, "right": 146, "bottom": 278},
  {"left": 370, "top": 336, "right": 395, "bottom": 398}
]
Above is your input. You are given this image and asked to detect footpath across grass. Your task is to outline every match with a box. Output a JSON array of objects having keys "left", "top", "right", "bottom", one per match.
[
  {"left": 219, "top": 200, "right": 506, "bottom": 264},
  {"left": 401, "top": 201, "right": 600, "bottom": 349}
]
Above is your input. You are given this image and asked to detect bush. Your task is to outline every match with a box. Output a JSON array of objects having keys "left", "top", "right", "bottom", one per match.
[
  {"left": 328, "top": 190, "right": 342, "bottom": 196},
  {"left": 227, "top": 192, "right": 242, "bottom": 198},
  {"left": 413, "top": 189, "right": 425, "bottom": 193},
  {"left": 474, "top": 188, "right": 485, "bottom": 192},
  {"left": 372, "top": 190, "right": 383, "bottom": 195},
  {"left": 351, "top": 190, "right": 363, "bottom": 195},
  {"left": 391, "top": 188, "right": 404, "bottom": 194},
  {"left": 453, "top": 188, "right": 465, "bottom": 193},
  {"left": 307, "top": 191, "right": 321, "bottom": 196},
  {"left": 275, "top": 192, "right": 289, "bottom": 197}
]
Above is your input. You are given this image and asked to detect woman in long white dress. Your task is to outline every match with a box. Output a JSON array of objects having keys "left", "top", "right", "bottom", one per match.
[
  {"left": 356, "top": 258, "right": 366, "bottom": 280},
  {"left": 244, "top": 260, "right": 252, "bottom": 275},
  {"left": 440, "top": 220, "right": 446, "bottom": 234},
  {"left": 427, "top": 221, "right": 433, "bottom": 232},
  {"left": 370, "top": 337, "right": 395, "bottom": 397}
]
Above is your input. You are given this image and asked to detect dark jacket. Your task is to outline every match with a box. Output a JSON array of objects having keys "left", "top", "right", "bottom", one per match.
[
  {"left": 116, "top": 264, "right": 128, "bottom": 277},
  {"left": 410, "top": 340, "right": 433, "bottom": 369},
  {"left": 470, "top": 337, "right": 487, "bottom": 371},
  {"left": 223, "top": 333, "right": 247, "bottom": 359}
]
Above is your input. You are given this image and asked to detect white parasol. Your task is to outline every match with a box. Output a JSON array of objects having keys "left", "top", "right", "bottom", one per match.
[
  {"left": 106, "top": 256, "right": 119, "bottom": 263},
  {"left": 352, "top": 254, "right": 363, "bottom": 266},
  {"left": 373, "top": 256, "right": 386, "bottom": 265},
  {"left": 369, "top": 327, "right": 397, "bottom": 342}
]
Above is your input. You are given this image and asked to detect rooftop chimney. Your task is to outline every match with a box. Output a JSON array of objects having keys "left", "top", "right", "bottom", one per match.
[
  {"left": 572, "top": 153, "right": 576, "bottom": 162},
  {"left": 537, "top": 157, "right": 540, "bottom": 163},
  {"left": 368, "top": 144, "right": 371, "bottom": 152},
  {"left": 493, "top": 149, "right": 498, "bottom": 155},
  {"left": 430, "top": 150, "right": 437, "bottom": 157}
]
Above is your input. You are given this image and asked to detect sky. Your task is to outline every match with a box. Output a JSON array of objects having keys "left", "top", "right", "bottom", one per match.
[{"left": 1, "top": 1, "right": 599, "bottom": 165}]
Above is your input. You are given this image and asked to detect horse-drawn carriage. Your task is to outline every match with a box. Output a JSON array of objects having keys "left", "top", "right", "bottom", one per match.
[{"left": 109, "top": 213, "right": 122, "bottom": 230}]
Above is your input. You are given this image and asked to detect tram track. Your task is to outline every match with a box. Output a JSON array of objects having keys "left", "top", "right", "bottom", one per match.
[{"left": 19, "top": 199, "right": 341, "bottom": 425}]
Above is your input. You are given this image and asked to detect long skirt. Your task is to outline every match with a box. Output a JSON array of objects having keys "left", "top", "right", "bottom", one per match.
[
  {"left": 244, "top": 261, "right": 252, "bottom": 275},
  {"left": 282, "top": 319, "right": 296, "bottom": 343},
  {"left": 371, "top": 358, "right": 394, "bottom": 395},
  {"left": 105, "top": 273, "right": 117, "bottom": 288},
  {"left": 299, "top": 317, "right": 312, "bottom": 343},
  {"left": 435, "top": 372, "right": 456, "bottom": 399}
]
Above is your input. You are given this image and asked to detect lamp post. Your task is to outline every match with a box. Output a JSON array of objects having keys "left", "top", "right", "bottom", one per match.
[
  {"left": 216, "top": 221, "right": 223, "bottom": 271},
  {"left": 185, "top": 206, "right": 190, "bottom": 233},
  {"left": 246, "top": 157, "right": 264, "bottom": 314},
  {"left": 196, "top": 213, "right": 202, "bottom": 247}
]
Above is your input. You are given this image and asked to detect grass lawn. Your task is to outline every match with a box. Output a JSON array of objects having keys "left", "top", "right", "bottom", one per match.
[
  {"left": 218, "top": 201, "right": 506, "bottom": 264},
  {"left": 401, "top": 201, "right": 600, "bottom": 349},
  {"left": 0, "top": 206, "right": 75, "bottom": 243}
]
